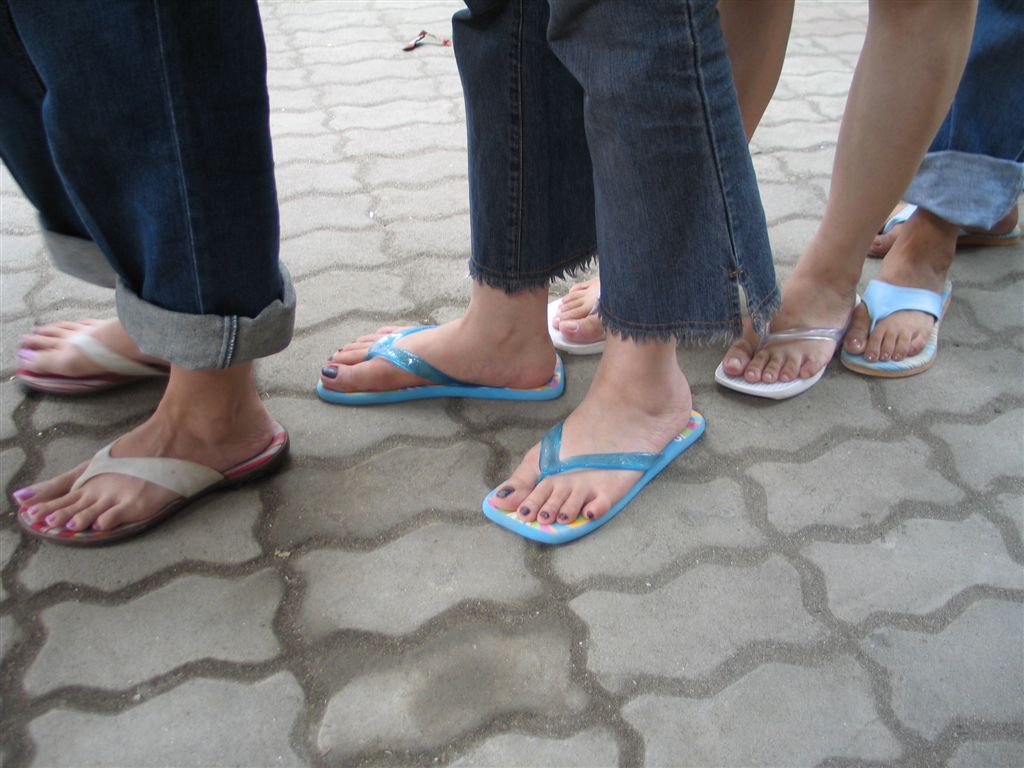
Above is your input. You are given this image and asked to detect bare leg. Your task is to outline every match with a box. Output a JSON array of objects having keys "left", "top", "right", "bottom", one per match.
[
  {"left": 14, "top": 364, "right": 277, "bottom": 532},
  {"left": 723, "top": 0, "right": 977, "bottom": 385}
]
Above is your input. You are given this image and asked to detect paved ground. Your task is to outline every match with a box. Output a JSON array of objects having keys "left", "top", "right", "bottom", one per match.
[{"left": 1, "top": 2, "right": 1022, "bottom": 766}]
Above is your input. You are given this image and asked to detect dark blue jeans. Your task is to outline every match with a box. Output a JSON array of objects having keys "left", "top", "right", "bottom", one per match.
[
  {"left": 0, "top": 0, "right": 294, "bottom": 368},
  {"left": 453, "top": 0, "right": 778, "bottom": 342},
  {"left": 905, "top": 0, "right": 1024, "bottom": 229}
]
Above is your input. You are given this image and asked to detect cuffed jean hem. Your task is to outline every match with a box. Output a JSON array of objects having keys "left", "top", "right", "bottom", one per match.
[
  {"left": 42, "top": 223, "right": 117, "bottom": 289},
  {"left": 468, "top": 248, "right": 597, "bottom": 294},
  {"left": 599, "top": 283, "right": 781, "bottom": 346},
  {"left": 115, "top": 264, "right": 295, "bottom": 370},
  {"left": 905, "top": 151, "right": 1024, "bottom": 230}
]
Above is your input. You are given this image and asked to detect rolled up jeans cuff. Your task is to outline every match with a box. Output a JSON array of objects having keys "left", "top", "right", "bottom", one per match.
[
  {"left": 41, "top": 223, "right": 117, "bottom": 289},
  {"left": 115, "top": 264, "right": 296, "bottom": 370},
  {"left": 905, "top": 151, "right": 1024, "bottom": 230}
]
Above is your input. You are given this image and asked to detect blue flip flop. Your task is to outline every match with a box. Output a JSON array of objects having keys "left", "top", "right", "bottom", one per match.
[
  {"left": 874, "top": 204, "right": 1020, "bottom": 255},
  {"left": 482, "top": 411, "right": 705, "bottom": 544},
  {"left": 316, "top": 326, "right": 565, "bottom": 405},
  {"left": 840, "top": 279, "right": 952, "bottom": 378}
]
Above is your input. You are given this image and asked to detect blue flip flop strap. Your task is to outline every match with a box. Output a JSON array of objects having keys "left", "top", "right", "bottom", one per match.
[
  {"left": 862, "top": 280, "right": 945, "bottom": 331},
  {"left": 538, "top": 421, "right": 659, "bottom": 480},
  {"left": 366, "top": 327, "right": 466, "bottom": 386},
  {"left": 881, "top": 204, "right": 917, "bottom": 235}
]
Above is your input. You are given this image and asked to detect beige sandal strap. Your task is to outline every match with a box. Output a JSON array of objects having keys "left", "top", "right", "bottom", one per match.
[
  {"left": 69, "top": 333, "right": 166, "bottom": 377},
  {"left": 70, "top": 443, "right": 225, "bottom": 497}
]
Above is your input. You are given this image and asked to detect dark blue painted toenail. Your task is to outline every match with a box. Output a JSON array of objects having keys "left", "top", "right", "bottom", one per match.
[
  {"left": 496, "top": 486, "right": 514, "bottom": 499},
  {"left": 585, "top": 511, "right": 595, "bottom": 520},
  {"left": 539, "top": 511, "right": 550, "bottom": 520},
  {"left": 518, "top": 507, "right": 530, "bottom": 517},
  {"left": 321, "top": 366, "right": 338, "bottom": 379}
]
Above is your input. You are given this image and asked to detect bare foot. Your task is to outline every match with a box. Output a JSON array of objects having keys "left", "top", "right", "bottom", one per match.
[
  {"left": 844, "top": 208, "right": 956, "bottom": 363},
  {"left": 552, "top": 278, "right": 605, "bottom": 345},
  {"left": 721, "top": 268, "right": 857, "bottom": 385},
  {"left": 488, "top": 337, "right": 692, "bottom": 525},
  {"left": 14, "top": 365, "right": 277, "bottom": 536},
  {"left": 320, "top": 287, "right": 557, "bottom": 394},
  {"left": 16, "top": 318, "right": 167, "bottom": 389},
  {"left": 869, "top": 203, "right": 1019, "bottom": 258}
]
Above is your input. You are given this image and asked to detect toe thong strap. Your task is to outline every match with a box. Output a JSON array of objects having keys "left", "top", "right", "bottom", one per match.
[
  {"left": 70, "top": 444, "right": 225, "bottom": 497},
  {"left": 880, "top": 204, "right": 918, "bottom": 235},
  {"left": 862, "top": 280, "right": 945, "bottom": 331},
  {"left": 70, "top": 333, "right": 167, "bottom": 376},
  {"left": 756, "top": 326, "right": 847, "bottom": 351},
  {"left": 366, "top": 327, "right": 466, "bottom": 386},
  {"left": 538, "top": 422, "right": 659, "bottom": 480}
]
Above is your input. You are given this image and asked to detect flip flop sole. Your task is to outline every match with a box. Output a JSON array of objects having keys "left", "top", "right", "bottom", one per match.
[
  {"left": 16, "top": 369, "right": 168, "bottom": 395},
  {"left": 714, "top": 362, "right": 824, "bottom": 400},
  {"left": 316, "top": 358, "right": 565, "bottom": 405}
]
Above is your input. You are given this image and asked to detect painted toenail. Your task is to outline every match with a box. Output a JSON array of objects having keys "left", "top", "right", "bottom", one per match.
[
  {"left": 45, "top": 513, "right": 60, "bottom": 526},
  {"left": 518, "top": 506, "right": 530, "bottom": 517},
  {"left": 539, "top": 511, "right": 551, "bottom": 520},
  {"left": 64, "top": 519, "right": 77, "bottom": 530},
  {"left": 321, "top": 366, "right": 338, "bottom": 379},
  {"left": 13, "top": 487, "right": 35, "bottom": 502},
  {"left": 495, "top": 486, "right": 514, "bottom": 499},
  {"left": 17, "top": 349, "right": 35, "bottom": 361},
  {"left": 585, "top": 511, "right": 595, "bottom": 520},
  {"left": 557, "top": 514, "right": 570, "bottom": 523},
  {"left": 25, "top": 505, "right": 38, "bottom": 518}
]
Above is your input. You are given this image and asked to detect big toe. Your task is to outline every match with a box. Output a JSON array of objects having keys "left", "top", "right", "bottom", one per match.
[
  {"left": 844, "top": 303, "right": 871, "bottom": 354},
  {"left": 722, "top": 337, "right": 756, "bottom": 376}
]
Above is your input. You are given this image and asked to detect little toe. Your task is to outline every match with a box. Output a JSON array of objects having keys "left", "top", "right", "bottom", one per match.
[
  {"left": 92, "top": 502, "right": 139, "bottom": 531},
  {"left": 579, "top": 494, "right": 610, "bottom": 523}
]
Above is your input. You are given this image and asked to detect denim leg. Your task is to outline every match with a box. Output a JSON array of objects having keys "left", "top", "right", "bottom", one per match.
[
  {"left": 546, "top": 0, "right": 777, "bottom": 342},
  {"left": 904, "top": 0, "right": 1024, "bottom": 229},
  {"left": 0, "top": 2, "right": 115, "bottom": 287},
  {"left": 453, "top": 0, "right": 598, "bottom": 291},
  {"left": 3, "top": 0, "right": 294, "bottom": 369}
]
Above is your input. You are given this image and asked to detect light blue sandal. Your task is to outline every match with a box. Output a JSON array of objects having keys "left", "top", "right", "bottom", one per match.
[
  {"left": 877, "top": 204, "right": 1020, "bottom": 250},
  {"left": 316, "top": 326, "right": 565, "bottom": 405},
  {"left": 482, "top": 411, "right": 705, "bottom": 544},
  {"left": 840, "top": 279, "right": 952, "bottom": 377}
]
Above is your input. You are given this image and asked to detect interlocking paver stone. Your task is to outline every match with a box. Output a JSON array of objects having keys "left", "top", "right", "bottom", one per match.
[
  {"left": 317, "top": 621, "right": 587, "bottom": 758},
  {"left": 571, "top": 556, "right": 827, "bottom": 688},
  {"left": 750, "top": 437, "right": 963, "bottom": 532},
  {"left": 0, "top": 270, "right": 34, "bottom": 317},
  {"left": 0, "top": 528, "right": 20, "bottom": 600},
  {"left": 264, "top": 442, "right": 488, "bottom": 545},
  {"left": 31, "top": 383, "right": 162, "bottom": 432},
  {"left": 293, "top": 267, "right": 411, "bottom": 330},
  {"left": 805, "top": 516, "right": 1023, "bottom": 624},
  {"left": 551, "top": 478, "right": 763, "bottom": 583},
  {"left": 0, "top": 613, "right": 21, "bottom": 662},
  {"left": 623, "top": 658, "right": 898, "bottom": 766},
  {"left": 948, "top": 740, "right": 1024, "bottom": 768},
  {"left": 295, "top": 523, "right": 537, "bottom": 636},
  {"left": 26, "top": 570, "right": 281, "bottom": 693},
  {"left": 862, "top": 599, "right": 1024, "bottom": 739},
  {"left": 1, "top": 446, "right": 25, "bottom": 498},
  {"left": 275, "top": 161, "right": 360, "bottom": 199},
  {"left": 933, "top": 410, "right": 1024, "bottom": 492},
  {"left": 29, "top": 672, "right": 304, "bottom": 768},
  {"left": 886, "top": 353, "right": 1024, "bottom": 418},
  {"left": 451, "top": 729, "right": 619, "bottom": 768},
  {"left": 280, "top": 230, "right": 389, "bottom": 275},
  {"left": 19, "top": 489, "right": 263, "bottom": 592}
]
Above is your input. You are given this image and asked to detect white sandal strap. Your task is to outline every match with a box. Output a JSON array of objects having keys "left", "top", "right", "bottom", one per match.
[
  {"left": 71, "top": 443, "right": 225, "bottom": 497},
  {"left": 69, "top": 333, "right": 166, "bottom": 377}
]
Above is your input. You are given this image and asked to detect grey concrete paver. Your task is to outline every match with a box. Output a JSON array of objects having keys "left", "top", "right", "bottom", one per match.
[
  {"left": 623, "top": 658, "right": 899, "bottom": 766},
  {"left": 862, "top": 599, "right": 1024, "bottom": 739},
  {"left": 572, "top": 557, "right": 827, "bottom": 687},
  {"left": 933, "top": 410, "right": 1024, "bottom": 492},
  {"left": 317, "top": 622, "right": 588, "bottom": 759},
  {"left": 29, "top": 673, "right": 305, "bottom": 768},
  {"left": 25, "top": 571, "right": 281, "bottom": 694},
  {"left": 451, "top": 730, "right": 620, "bottom": 768},
  {"left": 1, "top": 2, "right": 1022, "bottom": 766},
  {"left": 948, "top": 740, "right": 1024, "bottom": 768},
  {"left": 295, "top": 524, "right": 538, "bottom": 636},
  {"left": 805, "top": 515, "right": 1023, "bottom": 624},
  {"left": 551, "top": 478, "right": 764, "bottom": 584},
  {"left": 750, "top": 437, "right": 963, "bottom": 532}
]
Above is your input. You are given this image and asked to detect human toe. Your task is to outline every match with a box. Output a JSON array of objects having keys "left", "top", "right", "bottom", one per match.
[
  {"left": 759, "top": 352, "right": 784, "bottom": 384},
  {"left": 868, "top": 231, "right": 897, "bottom": 258},
  {"left": 722, "top": 335, "right": 756, "bottom": 377},
  {"left": 560, "top": 315, "right": 604, "bottom": 344},
  {"left": 517, "top": 481, "right": 556, "bottom": 523},
  {"left": 843, "top": 303, "right": 871, "bottom": 354},
  {"left": 743, "top": 349, "right": 771, "bottom": 382},
  {"left": 579, "top": 493, "right": 611, "bottom": 523}
]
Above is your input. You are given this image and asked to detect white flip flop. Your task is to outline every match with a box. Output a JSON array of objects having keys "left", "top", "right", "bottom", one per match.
[{"left": 547, "top": 298, "right": 606, "bottom": 355}]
